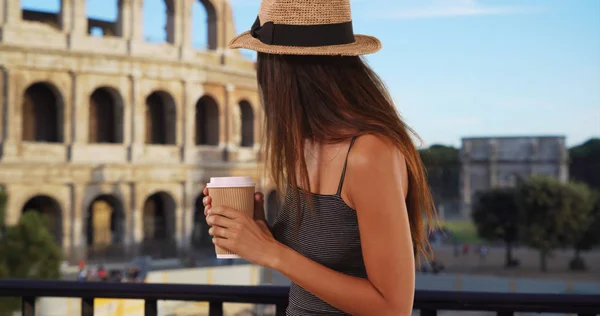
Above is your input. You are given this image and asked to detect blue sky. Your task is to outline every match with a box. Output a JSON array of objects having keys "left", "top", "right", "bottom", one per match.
[{"left": 22, "top": 0, "right": 600, "bottom": 147}]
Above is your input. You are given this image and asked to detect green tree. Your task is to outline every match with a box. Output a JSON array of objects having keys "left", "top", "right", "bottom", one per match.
[
  {"left": 472, "top": 188, "right": 520, "bottom": 267},
  {"left": 569, "top": 138, "right": 600, "bottom": 190},
  {"left": 419, "top": 145, "right": 460, "bottom": 207},
  {"left": 570, "top": 192, "right": 600, "bottom": 271},
  {"left": 518, "top": 177, "right": 593, "bottom": 272},
  {"left": 0, "top": 189, "right": 63, "bottom": 314}
]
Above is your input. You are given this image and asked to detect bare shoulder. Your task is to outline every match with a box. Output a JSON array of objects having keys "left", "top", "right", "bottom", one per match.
[
  {"left": 349, "top": 134, "right": 407, "bottom": 171},
  {"left": 344, "top": 134, "right": 408, "bottom": 207}
]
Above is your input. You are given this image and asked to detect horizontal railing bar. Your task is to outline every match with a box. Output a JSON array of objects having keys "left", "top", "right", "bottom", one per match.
[
  {"left": 412, "top": 290, "right": 600, "bottom": 313},
  {"left": 0, "top": 279, "right": 289, "bottom": 305},
  {"left": 0, "top": 280, "right": 598, "bottom": 314}
]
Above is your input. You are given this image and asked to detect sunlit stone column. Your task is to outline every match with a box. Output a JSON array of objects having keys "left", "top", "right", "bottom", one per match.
[
  {"left": 130, "top": 0, "right": 144, "bottom": 42},
  {"left": 63, "top": 0, "right": 87, "bottom": 35},
  {"left": 2, "top": 0, "right": 21, "bottom": 25},
  {"left": 117, "top": 0, "right": 133, "bottom": 38}
]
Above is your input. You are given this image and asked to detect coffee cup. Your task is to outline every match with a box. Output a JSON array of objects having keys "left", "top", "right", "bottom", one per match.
[{"left": 206, "top": 176, "right": 256, "bottom": 259}]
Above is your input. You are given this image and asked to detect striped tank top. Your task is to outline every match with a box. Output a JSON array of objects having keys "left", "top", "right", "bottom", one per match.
[{"left": 271, "top": 136, "right": 366, "bottom": 315}]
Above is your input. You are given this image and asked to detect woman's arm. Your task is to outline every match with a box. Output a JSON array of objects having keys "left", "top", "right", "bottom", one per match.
[
  {"left": 207, "top": 135, "right": 415, "bottom": 315},
  {"left": 271, "top": 135, "right": 415, "bottom": 315}
]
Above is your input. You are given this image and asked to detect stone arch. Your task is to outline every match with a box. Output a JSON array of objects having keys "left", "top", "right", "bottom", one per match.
[
  {"left": 191, "top": 193, "right": 212, "bottom": 251},
  {"left": 21, "top": 195, "right": 63, "bottom": 245},
  {"left": 141, "top": 191, "right": 177, "bottom": 258},
  {"left": 195, "top": 95, "right": 220, "bottom": 146},
  {"left": 142, "top": 191, "right": 176, "bottom": 241},
  {"left": 145, "top": 91, "right": 177, "bottom": 145},
  {"left": 89, "top": 87, "right": 124, "bottom": 143},
  {"left": 86, "top": 194, "right": 125, "bottom": 248},
  {"left": 22, "top": 82, "right": 64, "bottom": 143},
  {"left": 192, "top": 0, "right": 218, "bottom": 50},
  {"left": 239, "top": 100, "right": 255, "bottom": 148},
  {"left": 266, "top": 190, "right": 280, "bottom": 227},
  {"left": 142, "top": 0, "right": 176, "bottom": 43}
]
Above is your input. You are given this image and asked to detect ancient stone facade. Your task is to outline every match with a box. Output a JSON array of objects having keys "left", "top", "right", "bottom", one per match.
[
  {"left": 459, "top": 136, "right": 569, "bottom": 217},
  {"left": 0, "top": 0, "right": 276, "bottom": 263}
]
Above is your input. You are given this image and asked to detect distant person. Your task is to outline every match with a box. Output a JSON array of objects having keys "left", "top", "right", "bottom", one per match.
[
  {"left": 202, "top": 0, "right": 438, "bottom": 314},
  {"left": 77, "top": 260, "right": 87, "bottom": 281},
  {"left": 131, "top": 266, "right": 143, "bottom": 283},
  {"left": 110, "top": 270, "right": 122, "bottom": 282},
  {"left": 88, "top": 266, "right": 97, "bottom": 281},
  {"left": 479, "top": 246, "right": 489, "bottom": 261},
  {"left": 463, "top": 243, "right": 470, "bottom": 256},
  {"left": 431, "top": 260, "right": 445, "bottom": 274},
  {"left": 97, "top": 265, "right": 107, "bottom": 281},
  {"left": 77, "top": 268, "right": 87, "bottom": 282}
]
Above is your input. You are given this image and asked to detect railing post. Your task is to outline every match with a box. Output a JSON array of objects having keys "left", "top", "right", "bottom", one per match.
[
  {"left": 275, "top": 303, "right": 288, "bottom": 316},
  {"left": 145, "top": 299, "right": 158, "bottom": 316},
  {"left": 82, "top": 297, "right": 95, "bottom": 316},
  {"left": 22, "top": 296, "right": 35, "bottom": 316},
  {"left": 421, "top": 309, "right": 437, "bottom": 316},
  {"left": 209, "top": 301, "right": 223, "bottom": 316}
]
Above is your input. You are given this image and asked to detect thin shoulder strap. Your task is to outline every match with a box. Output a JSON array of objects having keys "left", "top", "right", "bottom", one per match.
[{"left": 336, "top": 136, "right": 359, "bottom": 196}]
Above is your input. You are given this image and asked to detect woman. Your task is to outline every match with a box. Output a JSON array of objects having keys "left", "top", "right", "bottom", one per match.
[{"left": 203, "top": 0, "right": 436, "bottom": 315}]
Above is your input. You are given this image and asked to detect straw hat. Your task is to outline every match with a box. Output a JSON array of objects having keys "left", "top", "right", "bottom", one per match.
[{"left": 228, "top": 0, "right": 382, "bottom": 56}]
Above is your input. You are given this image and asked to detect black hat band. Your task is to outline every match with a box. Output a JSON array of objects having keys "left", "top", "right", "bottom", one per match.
[{"left": 250, "top": 16, "right": 356, "bottom": 47}]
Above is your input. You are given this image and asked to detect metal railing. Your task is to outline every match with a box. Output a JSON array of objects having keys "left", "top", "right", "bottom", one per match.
[{"left": 0, "top": 279, "right": 599, "bottom": 316}]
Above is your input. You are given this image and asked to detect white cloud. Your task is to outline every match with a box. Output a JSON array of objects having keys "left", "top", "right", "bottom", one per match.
[{"left": 378, "top": 0, "right": 540, "bottom": 20}]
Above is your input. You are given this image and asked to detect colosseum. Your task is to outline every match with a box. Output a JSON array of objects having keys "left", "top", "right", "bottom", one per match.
[{"left": 0, "top": 0, "right": 278, "bottom": 264}]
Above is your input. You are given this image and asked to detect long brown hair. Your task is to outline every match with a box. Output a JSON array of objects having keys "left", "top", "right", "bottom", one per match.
[{"left": 257, "top": 52, "right": 437, "bottom": 259}]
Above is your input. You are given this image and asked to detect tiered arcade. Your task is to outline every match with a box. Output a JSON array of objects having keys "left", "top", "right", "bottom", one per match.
[{"left": 0, "top": 0, "right": 277, "bottom": 263}]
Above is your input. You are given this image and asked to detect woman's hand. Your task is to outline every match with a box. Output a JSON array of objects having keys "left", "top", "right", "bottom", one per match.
[
  {"left": 202, "top": 187, "right": 267, "bottom": 222},
  {"left": 202, "top": 187, "right": 282, "bottom": 268}
]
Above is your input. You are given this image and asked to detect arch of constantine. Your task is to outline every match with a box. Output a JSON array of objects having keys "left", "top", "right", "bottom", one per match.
[{"left": 0, "top": 0, "right": 278, "bottom": 263}]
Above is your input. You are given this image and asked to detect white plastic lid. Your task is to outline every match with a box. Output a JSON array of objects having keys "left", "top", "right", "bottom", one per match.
[{"left": 206, "top": 176, "right": 255, "bottom": 188}]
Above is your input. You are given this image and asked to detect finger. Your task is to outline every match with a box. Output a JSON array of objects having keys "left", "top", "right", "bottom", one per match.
[
  {"left": 213, "top": 237, "right": 232, "bottom": 250},
  {"left": 256, "top": 220, "right": 271, "bottom": 233},
  {"left": 253, "top": 192, "right": 266, "bottom": 221},
  {"left": 256, "top": 220, "right": 269, "bottom": 230},
  {"left": 207, "top": 213, "right": 237, "bottom": 228},
  {"left": 204, "top": 204, "right": 211, "bottom": 217},
  {"left": 203, "top": 186, "right": 209, "bottom": 196},
  {"left": 209, "top": 206, "right": 241, "bottom": 219},
  {"left": 202, "top": 195, "right": 212, "bottom": 207},
  {"left": 209, "top": 226, "right": 229, "bottom": 239}
]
